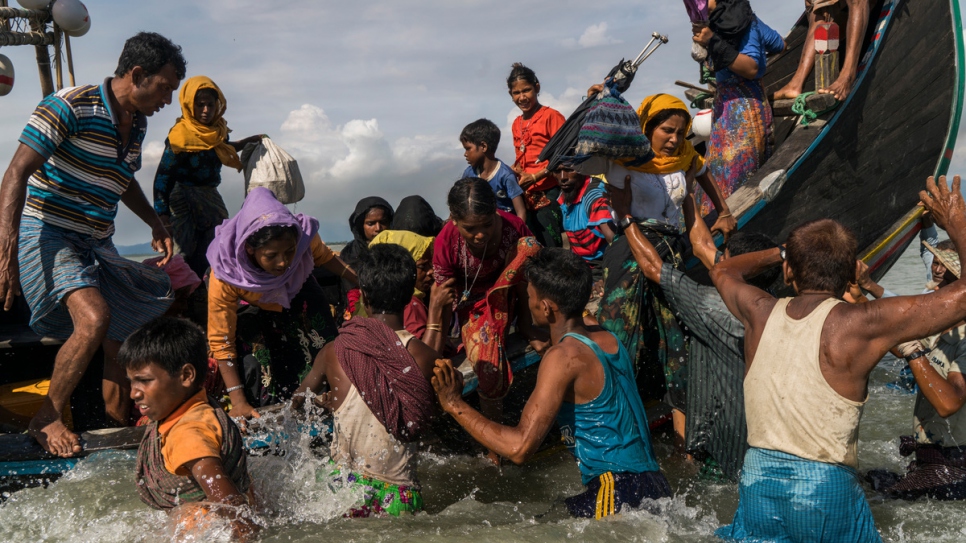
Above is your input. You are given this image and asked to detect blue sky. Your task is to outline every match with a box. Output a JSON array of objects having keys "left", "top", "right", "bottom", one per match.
[{"left": 0, "top": 0, "right": 961, "bottom": 245}]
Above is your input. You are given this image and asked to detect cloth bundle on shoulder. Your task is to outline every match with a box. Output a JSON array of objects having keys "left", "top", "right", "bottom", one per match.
[
  {"left": 241, "top": 137, "right": 305, "bottom": 204},
  {"left": 574, "top": 83, "right": 653, "bottom": 167}
]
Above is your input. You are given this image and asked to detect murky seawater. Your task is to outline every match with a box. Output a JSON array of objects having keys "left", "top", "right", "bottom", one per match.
[{"left": 3, "top": 239, "right": 962, "bottom": 542}]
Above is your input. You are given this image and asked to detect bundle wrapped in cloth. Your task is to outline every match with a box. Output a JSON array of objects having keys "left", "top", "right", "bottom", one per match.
[
  {"left": 241, "top": 136, "right": 305, "bottom": 204},
  {"left": 573, "top": 82, "right": 654, "bottom": 167}
]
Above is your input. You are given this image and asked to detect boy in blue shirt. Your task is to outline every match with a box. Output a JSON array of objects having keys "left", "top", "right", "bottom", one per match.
[{"left": 460, "top": 119, "right": 527, "bottom": 222}]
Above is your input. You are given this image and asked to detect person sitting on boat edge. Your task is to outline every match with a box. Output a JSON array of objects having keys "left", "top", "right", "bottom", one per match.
[
  {"left": 431, "top": 177, "right": 546, "bottom": 457},
  {"left": 432, "top": 248, "right": 672, "bottom": 519},
  {"left": 773, "top": 0, "right": 872, "bottom": 101},
  {"left": 368, "top": 229, "right": 456, "bottom": 355},
  {"left": 460, "top": 118, "right": 527, "bottom": 223},
  {"left": 207, "top": 187, "right": 355, "bottom": 420},
  {"left": 153, "top": 75, "right": 263, "bottom": 280},
  {"left": 607, "top": 179, "right": 779, "bottom": 481},
  {"left": 862, "top": 240, "right": 966, "bottom": 500},
  {"left": 294, "top": 244, "right": 437, "bottom": 517},
  {"left": 0, "top": 32, "right": 186, "bottom": 457},
  {"left": 711, "top": 175, "right": 966, "bottom": 542},
  {"left": 120, "top": 317, "right": 257, "bottom": 541}
]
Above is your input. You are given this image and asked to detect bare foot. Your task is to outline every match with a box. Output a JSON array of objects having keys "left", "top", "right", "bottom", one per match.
[
  {"left": 817, "top": 72, "right": 854, "bottom": 101},
  {"left": 772, "top": 83, "right": 803, "bottom": 101},
  {"left": 28, "top": 416, "right": 81, "bottom": 457}
]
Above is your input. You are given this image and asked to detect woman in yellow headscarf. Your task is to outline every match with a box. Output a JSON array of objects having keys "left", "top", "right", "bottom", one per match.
[
  {"left": 153, "top": 75, "right": 263, "bottom": 277},
  {"left": 595, "top": 94, "right": 734, "bottom": 449},
  {"left": 368, "top": 230, "right": 452, "bottom": 355}
]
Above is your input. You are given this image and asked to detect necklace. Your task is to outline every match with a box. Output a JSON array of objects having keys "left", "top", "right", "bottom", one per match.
[
  {"left": 460, "top": 240, "right": 487, "bottom": 304},
  {"left": 518, "top": 114, "right": 535, "bottom": 154}
]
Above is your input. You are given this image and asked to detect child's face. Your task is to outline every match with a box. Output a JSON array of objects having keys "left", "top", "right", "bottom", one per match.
[
  {"left": 462, "top": 141, "right": 486, "bottom": 168},
  {"left": 246, "top": 233, "right": 298, "bottom": 276},
  {"left": 128, "top": 362, "right": 197, "bottom": 422},
  {"left": 509, "top": 79, "right": 539, "bottom": 115},
  {"left": 416, "top": 252, "right": 434, "bottom": 294},
  {"left": 649, "top": 115, "right": 688, "bottom": 157}
]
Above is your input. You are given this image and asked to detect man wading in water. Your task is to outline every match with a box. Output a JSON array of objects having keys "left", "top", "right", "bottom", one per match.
[
  {"left": 0, "top": 33, "right": 185, "bottom": 457},
  {"left": 713, "top": 175, "right": 966, "bottom": 542}
]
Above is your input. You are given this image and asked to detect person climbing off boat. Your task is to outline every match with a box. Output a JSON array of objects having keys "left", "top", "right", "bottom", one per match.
[
  {"left": 0, "top": 32, "right": 185, "bottom": 457},
  {"left": 153, "top": 75, "right": 263, "bottom": 279},
  {"left": 460, "top": 118, "right": 527, "bottom": 223},
  {"left": 294, "top": 244, "right": 437, "bottom": 517},
  {"left": 713, "top": 175, "right": 966, "bottom": 542},
  {"left": 432, "top": 248, "right": 672, "bottom": 519},
  {"left": 607, "top": 179, "right": 779, "bottom": 480},
  {"left": 508, "top": 63, "right": 566, "bottom": 248},
  {"left": 773, "top": 0, "right": 872, "bottom": 101},
  {"left": 206, "top": 187, "right": 354, "bottom": 420},
  {"left": 691, "top": 0, "right": 784, "bottom": 214},
  {"left": 121, "top": 317, "right": 257, "bottom": 541},
  {"left": 432, "top": 177, "right": 546, "bottom": 458}
]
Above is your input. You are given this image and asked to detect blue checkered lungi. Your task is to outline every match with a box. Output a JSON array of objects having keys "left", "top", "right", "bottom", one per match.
[
  {"left": 716, "top": 447, "right": 882, "bottom": 543},
  {"left": 18, "top": 216, "right": 173, "bottom": 342}
]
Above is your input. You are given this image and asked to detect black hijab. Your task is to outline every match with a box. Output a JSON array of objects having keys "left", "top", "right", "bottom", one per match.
[
  {"left": 391, "top": 195, "right": 444, "bottom": 238},
  {"left": 709, "top": 0, "right": 755, "bottom": 48},
  {"left": 341, "top": 197, "right": 394, "bottom": 269}
]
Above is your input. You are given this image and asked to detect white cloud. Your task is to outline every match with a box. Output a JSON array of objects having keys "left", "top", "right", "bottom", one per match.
[{"left": 562, "top": 22, "right": 622, "bottom": 49}]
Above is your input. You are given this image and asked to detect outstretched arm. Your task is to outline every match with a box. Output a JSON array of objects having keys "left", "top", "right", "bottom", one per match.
[
  {"left": 185, "top": 457, "right": 259, "bottom": 541},
  {"left": 685, "top": 193, "right": 719, "bottom": 271},
  {"left": 607, "top": 179, "right": 664, "bottom": 283},
  {"left": 710, "top": 248, "right": 782, "bottom": 330},
  {"left": 432, "top": 354, "right": 572, "bottom": 464},
  {"left": 905, "top": 343, "right": 966, "bottom": 418},
  {"left": 0, "top": 144, "right": 47, "bottom": 310}
]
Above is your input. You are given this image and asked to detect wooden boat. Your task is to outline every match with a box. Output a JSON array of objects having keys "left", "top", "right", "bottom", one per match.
[{"left": 0, "top": 0, "right": 961, "bottom": 487}]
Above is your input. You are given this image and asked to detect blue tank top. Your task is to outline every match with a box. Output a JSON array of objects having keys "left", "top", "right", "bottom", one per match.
[{"left": 555, "top": 332, "right": 660, "bottom": 484}]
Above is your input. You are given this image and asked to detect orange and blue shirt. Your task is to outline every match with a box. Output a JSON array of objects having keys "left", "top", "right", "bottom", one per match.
[
  {"left": 558, "top": 177, "right": 613, "bottom": 261},
  {"left": 19, "top": 78, "right": 147, "bottom": 239}
]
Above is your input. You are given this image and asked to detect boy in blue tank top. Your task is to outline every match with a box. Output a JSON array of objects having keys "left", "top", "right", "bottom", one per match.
[{"left": 432, "top": 248, "right": 671, "bottom": 519}]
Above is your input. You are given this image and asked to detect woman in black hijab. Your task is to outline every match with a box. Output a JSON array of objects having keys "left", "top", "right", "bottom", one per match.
[
  {"left": 391, "top": 195, "right": 443, "bottom": 237},
  {"left": 339, "top": 197, "right": 394, "bottom": 316}
]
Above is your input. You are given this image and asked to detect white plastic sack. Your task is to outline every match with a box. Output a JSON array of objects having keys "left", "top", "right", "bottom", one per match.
[{"left": 241, "top": 137, "right": 305, "bottom": 204}]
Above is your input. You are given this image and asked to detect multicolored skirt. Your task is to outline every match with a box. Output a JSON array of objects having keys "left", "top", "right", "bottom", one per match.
[
  {"left": 700, "top": 78, "right": 773, "bottom": 215},
  {"left": 325, "top": 467, "right": 423, "bottom": 517}
]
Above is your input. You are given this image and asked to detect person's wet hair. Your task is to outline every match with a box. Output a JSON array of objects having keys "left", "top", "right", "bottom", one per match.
[
  {"left": 117, "top": 317, "right": 207, "bottom": 386},
  {"left": 447, "top": 177, "right": 497, "bottom": 221},
  {"left": 460, "top": 119, "right": 501, "bottom": 152},
  {"left": 786, "top": 219, "right": 857, "bottom": 297},
  {"left": 245, "top": 225, "right": 298, "bottom": 250},
  {"left": 114, "top": 32, "right": 187, "bottom": 79},
  {"left": 358, "top": 244, "right": 416, "bottom": 315},
  {"left": 644, "top": 108, "right": 690, "bottom": 138},
  {"left": 725, "top": 231, "right": 781, "bottom": 290},
  {"left": 525, "top": 248, "right": 593, "bottom": 319},
  {"left": 506, "top": 62, "right": 539, "bottom": 89}
]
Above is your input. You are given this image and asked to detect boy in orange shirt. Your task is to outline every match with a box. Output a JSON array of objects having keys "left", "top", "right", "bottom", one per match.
[{"left": 118, "top": 317, "right": 257, "bottom": 540}]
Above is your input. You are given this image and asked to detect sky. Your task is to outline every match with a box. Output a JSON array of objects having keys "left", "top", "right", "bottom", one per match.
[{"left": 0, "top": 0, "right": 962, "bottom": 246}]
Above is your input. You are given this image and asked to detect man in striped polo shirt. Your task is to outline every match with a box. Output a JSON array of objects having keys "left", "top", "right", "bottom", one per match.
[{"left": 0, "top": 32, "right": 186, "bottom": 457}]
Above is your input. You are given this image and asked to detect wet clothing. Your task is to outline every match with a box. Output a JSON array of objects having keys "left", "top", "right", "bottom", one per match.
[
  {"left": 19, "top": 78, "right": 146, "bottom": 239},
  {"left": 135, "top": 390, "right": 251, "bottom": 510},
  {"left": 558, "top": 177, "right": 614, "bottom": 261},
  {"left": 660, "top": 263, "right": 747, "bottom": 481},
  {"left": 463, "top": 160, "right": 524, "bottom": 214},
  {"left": 556, "top": 332, "right": 662, "bottom": 484},
  {"left": 746, "top": 297, "right": 864, "bottom": 468},
  {"left": 874, "top": 436, "right": 966, "bottom": 500},
  {"left": 565, "top": 470, "right": 672, "bottom": 519},
  {"left": 913, "top": 324, "right": 966, "bottom": 447},
  {"left": 18, "top": 216, "right": 172, "bottom": 341},
  {"left": 717, "top": 447, "right": 882, "bottom": 542},
  {"left": 597, "top": 225, "right": 689, "bottom": 410},
  {"left": 327, "top": 467, "right": 424, "bottom": 517}
]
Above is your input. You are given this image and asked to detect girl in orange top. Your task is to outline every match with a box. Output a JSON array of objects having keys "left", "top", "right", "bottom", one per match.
[{"left": 508, "top": 63, "right": 566, "bottom": 248}]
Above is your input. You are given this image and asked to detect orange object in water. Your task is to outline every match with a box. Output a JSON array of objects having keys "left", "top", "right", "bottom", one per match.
[{"left": 0, "top": 379, "right": 72, "bottom": 430}]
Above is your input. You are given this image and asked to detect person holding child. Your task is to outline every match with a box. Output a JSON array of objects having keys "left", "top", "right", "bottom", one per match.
[
  {"left": 121, "top": 317, "right": 257, "bottom": 541},
  {"left": 206, "top": 187, "right": 355, "bottom": 419},
  {"left": 460, "top": 118, "right": 527, "bottom": 223},
  {"left": 432, "top": 177, "right": 544, "bottom": 439},
  {"left": 433, "top": 248, "right": 671, "bottom": 519},
  {"left": 153, "top": 75, "right": 263, "bottom": 278},
  {"left": 295, "top": 244, "right": 438, "bottom": 517},
  {"left": 508, "top": 63, "right": 565, "bottom": 247}
]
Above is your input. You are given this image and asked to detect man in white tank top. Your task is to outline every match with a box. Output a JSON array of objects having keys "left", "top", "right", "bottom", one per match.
[{"left": 710, "top": 176, "right": 966, "bottom": 542}]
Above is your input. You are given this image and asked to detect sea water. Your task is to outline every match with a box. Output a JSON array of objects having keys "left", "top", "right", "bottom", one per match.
[{"left": 2, "top": 240, "right": 960, "bottom": 542}]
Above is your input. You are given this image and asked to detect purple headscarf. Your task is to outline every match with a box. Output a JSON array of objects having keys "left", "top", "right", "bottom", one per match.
[{"left": 207, "top": 187, "right": 319, "bottom": 308}]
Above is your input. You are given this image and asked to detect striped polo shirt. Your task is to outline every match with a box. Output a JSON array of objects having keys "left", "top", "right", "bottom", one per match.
[
  {"left": 19, "top": 78, "right": 147, "bottom": 239},
  {"left": 558, "top": 177, "right": 614, "bottom": 261}
]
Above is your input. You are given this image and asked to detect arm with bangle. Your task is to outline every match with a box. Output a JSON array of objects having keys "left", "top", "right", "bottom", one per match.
[
  {"left": 207, "top": 275, "right": 259, "bottom": 420},
  {"left": 424, "top": 277, "right": 456, "bottom": 355}
]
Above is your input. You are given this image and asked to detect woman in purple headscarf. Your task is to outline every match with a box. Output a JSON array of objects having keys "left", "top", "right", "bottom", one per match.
[{"left": 207, "top": 187, "right": 357, "bottom": 419}]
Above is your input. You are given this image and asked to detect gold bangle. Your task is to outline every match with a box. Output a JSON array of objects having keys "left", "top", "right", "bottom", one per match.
[{"left": 425, "top": 323, "right": 442, "bottom": 332}]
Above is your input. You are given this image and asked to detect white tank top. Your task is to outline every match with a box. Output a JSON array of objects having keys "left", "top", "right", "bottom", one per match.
[
  {"left": 745, "top": 297, "right": 866, "bottom": 468},
  {"left": 330, "top": 330, "right": 419, "bottom": 486}
]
